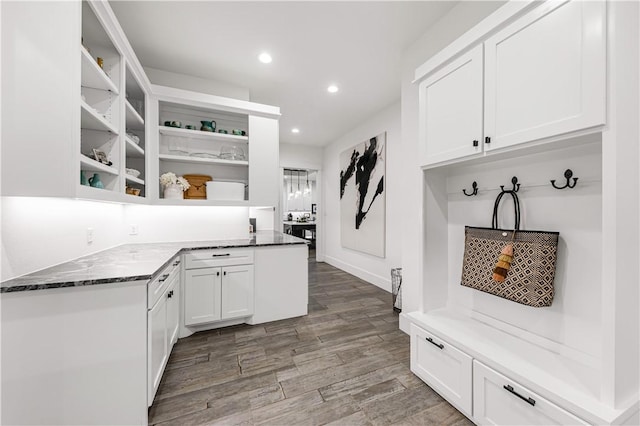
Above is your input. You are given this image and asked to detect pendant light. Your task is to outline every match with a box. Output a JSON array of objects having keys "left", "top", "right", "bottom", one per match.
[
  {"left": 287, "top": 170, "right": 294, "bottom": 199},
  {"left": 304, "top": 171, "right": 311, "bottom": 196},
  {"left": 295, "top": 170, "right": 302, "bottom": 198}
]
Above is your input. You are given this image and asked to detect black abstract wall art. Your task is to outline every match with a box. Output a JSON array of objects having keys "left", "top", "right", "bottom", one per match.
[{"left": 339, "top": 132, "right": 386, "bottom": 257}]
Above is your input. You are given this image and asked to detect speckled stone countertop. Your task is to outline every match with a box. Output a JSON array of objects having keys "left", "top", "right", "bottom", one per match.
[{"left": 1, "top": 231, "right": 307, "bottom": 293}]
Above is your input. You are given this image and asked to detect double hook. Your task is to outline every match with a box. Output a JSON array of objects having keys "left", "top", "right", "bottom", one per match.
[
  {"left": 551, "top": 169, "right": 578, "bottom": 190},
  {"left": 500, "top": 176, "right": 520, "bottom": 193},
  {"left": 462, "top": 181, "right": 478, "bottom": 197}
]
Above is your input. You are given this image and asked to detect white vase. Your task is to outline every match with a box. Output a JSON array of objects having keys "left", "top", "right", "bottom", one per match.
[{"left": 163, "top": 184, "right": 183, "bottom": 199}]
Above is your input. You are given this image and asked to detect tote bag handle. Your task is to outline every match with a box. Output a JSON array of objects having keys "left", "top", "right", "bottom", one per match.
[{"left": 492, "top": 191, "right": 521, "bottom": 230}]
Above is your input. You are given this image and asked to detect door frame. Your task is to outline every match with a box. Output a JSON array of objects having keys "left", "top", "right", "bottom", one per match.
[{"left": 279, "top": 165, "right": 324, "bottom": 262}]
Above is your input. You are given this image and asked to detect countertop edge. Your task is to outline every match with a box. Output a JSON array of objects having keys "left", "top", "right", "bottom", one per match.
[{"left": 1, "top": 234, "right": 308, "bottom": 294}]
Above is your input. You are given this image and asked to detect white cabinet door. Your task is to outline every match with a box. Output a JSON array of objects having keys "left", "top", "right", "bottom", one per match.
[
  {"left": 148, "top": 297, "right": 168, "bottom": 406},
  {"left": 410, "top": 324, "right": 472, "bottom": 417},
  {"left": 248, "top": 115, "right": 279, "bottom": 206},
  {"left": 473, "top": 361, "right": 588, "bottom": 425},
  {"left": 166, "top": 275, "right": 180, "bottom": 347},
  {"left": 184, "top": 268, "right": 222, "bottom": 326},
  {"left": 484, "top": 0, "right": 606, "bottom": 151},
  {"left": 221, "top": 265, "right": 255, "bottom": 319},
  {"left": 419, "top": 44, "right": 484, "bottom": 166}
]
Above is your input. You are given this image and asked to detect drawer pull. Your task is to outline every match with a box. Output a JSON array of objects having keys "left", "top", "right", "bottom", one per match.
[
  {"left": 503, "top": 385, "right": 535, "bottom": 406},
  {"left": 425, "top": 337, "right": 444, "bottom": 350},
  {"left": 212, "top": 254, "right": 231, "bottom": 257},
  {"left": 173, "top": 260, "right": 181, "bottom": 266},
  {"left": 158, "top": 274, "right": 170, "bottom": 282},
  {"left": 167, "top": 290, "right": 173, "bottom": 298}
]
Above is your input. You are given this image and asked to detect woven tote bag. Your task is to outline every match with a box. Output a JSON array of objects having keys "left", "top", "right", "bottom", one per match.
[{"left": 460, "top": 190, "right": 559, "bottom": 307}]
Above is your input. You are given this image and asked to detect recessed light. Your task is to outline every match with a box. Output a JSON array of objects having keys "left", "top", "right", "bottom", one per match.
[
  {"left": 327, "top": 85, "right": 339, "bottom": 93},
  {"left": 258, "top": 52, "right": 272, "bottom": 64},
  {"left": 291, "top": 128, "right": 300, "bottom": 134}
]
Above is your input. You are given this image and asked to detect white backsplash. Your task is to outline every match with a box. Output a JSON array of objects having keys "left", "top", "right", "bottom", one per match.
[{"left": 1, "top": 197, "right": 251, "bottom": 281}]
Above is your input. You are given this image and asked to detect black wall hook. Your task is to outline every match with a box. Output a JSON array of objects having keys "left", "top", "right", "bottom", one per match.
[
  {"left": 551, "top": 169, "right": 578, "bottom": 189},
  {"left": 463, "top": 181, "right": 478, "bottom": 196},
  {"left": 500, "top": 176, "right": 520, "bottom": 193}
]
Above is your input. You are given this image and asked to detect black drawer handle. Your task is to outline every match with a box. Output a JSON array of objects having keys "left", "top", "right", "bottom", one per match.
[
  {"left": 503, "top": 385, "right": 535, "bottom": 406},
  {"left": 173, "top": 260, "right": 181, "bottom": 266},
  {"left": 212, "top": 254, "right": 231, "bottom": 257},
  {"left": 473, "top": 140, "right": 479, "bottom": 147},
  {"left": 485, "top": 136, "right": 491, "bottom": 144},
  {"left": 425, "top": 337, "right": 444, "bottom": 350},
  {"left": 158, "top": 274, "right": 169, "bottom": 282},
  {"left": 167, "top": 290, "right": 173, "bottom": 298}
]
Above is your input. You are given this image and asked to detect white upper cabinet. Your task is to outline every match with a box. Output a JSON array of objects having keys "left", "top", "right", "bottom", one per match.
[
  {"left": 419, "top": 45, "right": 484, "bottom": 166},
  {"left": 417, "top": 0, "right": 606, "bottom": 167},
  {"left": 483, "top": 0, "right": 606, "bottom": 151}
]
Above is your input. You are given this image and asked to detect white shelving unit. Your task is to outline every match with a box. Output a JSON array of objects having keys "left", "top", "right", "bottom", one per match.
[
  {"left": 80, "top": 47, "right": 119, "bottom": 93},
  {"left": 158, "top": 153, "right": 248, "bottom": 167},
  {"left": 125, "top": 99, "right": 145, "bottom": 130},
  {"left": 125, "top": 174, "right": 145, "bottom": 185},
  {"left": 80, "top": 155, "right": 119, "bottom": 175},
  {"left": 159, "top": 125, "right": 248, "bottom": 142},
  {"left": 80, "top": 100, "right": 119, "bottom": 134},
  {"left": 125, "top": 136, "right": 144, "bottom": 157}
]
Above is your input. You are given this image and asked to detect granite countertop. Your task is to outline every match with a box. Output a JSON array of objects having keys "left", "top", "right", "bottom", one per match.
[{"left": 1, "top": 231, "right": 307, "bottom": 293}]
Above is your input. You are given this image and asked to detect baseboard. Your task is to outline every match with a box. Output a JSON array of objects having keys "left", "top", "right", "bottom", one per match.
[{"left": 323, "top": 255, "right": 391, "bottom": 292}]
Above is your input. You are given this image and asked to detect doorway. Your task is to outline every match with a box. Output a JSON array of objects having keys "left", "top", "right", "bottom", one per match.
[{"left": 282, "top": 168, "right": 319, "bottom": 261}]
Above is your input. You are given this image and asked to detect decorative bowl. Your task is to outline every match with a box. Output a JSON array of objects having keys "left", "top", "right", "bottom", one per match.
[{"left": 126, "top": 168, "right": 141, "bottom": 178}]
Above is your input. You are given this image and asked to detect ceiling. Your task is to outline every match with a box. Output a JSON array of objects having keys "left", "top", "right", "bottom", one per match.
[{"left": 111, "top": 1, "right": 458, "bottom": 147}]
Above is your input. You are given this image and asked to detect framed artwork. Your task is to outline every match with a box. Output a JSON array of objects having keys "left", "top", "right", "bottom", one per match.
[
  {"left": 339, "top": 132, "right": 386, "bottom": 257},
  {"left": 92, "top": 149, "right": 109, "bottom": 165},
  {"left": 311, "top": 203, "right": 317, "bottom": 214}
]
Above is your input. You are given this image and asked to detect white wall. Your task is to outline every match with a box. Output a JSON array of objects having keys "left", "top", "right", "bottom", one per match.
[
  {"left": 279, "top": 143, "right": 323, "bottom": 170},
  {"left": 322, "top": 101, "right": 401, "bottom": 292},
  {"left": 145, "top": 67, "right": 250, "bottom": 101},
  {"left": 400, "top": 1, "right": 506, "bottom": 316},
  {"left": 1, "top": 197, "right": 249, "bottom": 281}
]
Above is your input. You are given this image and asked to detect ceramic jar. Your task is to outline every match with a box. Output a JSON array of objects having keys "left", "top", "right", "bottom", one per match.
[
  {"left": 88, "top": 173, "right": 103, "bottom": 189},
  {"left": 200, "top": 120, "right": 216, "bottom": 132},
  {"left": 163, "top": 184, "right": 183, "bottom": 199}
]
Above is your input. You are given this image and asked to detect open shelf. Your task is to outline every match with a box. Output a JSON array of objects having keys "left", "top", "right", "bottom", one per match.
[
  {"left": 159, "top": 125, "right": 248, "bottom": 143},
  {"left": 80, "top": 155, "right": 119, "bottom": 175},
  {"left": 159, "top": 153, "right": 248, "bottom": 167},
  {"left": 125, "top": 174, "right": 144, "bottom": 185},
  {"left": 80, "top": 46, "right": 118, "bottom": 93},
  {"left": 125, "top": 100, "right": 144, "bottom": 130},
  {"left": 80, "top": 100, "right": 118, "bottom": 134},
  {"left": 125, "top": 136, "right": 144, "bottom": 157}
]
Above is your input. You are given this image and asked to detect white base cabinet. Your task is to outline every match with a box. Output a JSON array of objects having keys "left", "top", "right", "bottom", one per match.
[
  {"left": 184, "top": 267, "right": 222, "bottom": 325},
  {"left": 184, "top": 250, "right": 254, "bottom": 327},
  {"left": 410, "top": 324, "right": 472, "bottom": 417},
  {"left": 147, "top": 257, "right": 181, "bottom": 406},
  {"left": 473, "top": 361, "right": 588, "bottom": 426}
]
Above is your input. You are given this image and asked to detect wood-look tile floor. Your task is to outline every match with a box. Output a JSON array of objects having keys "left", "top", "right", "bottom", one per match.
[{"left": 149, "top": 253, "right": 471, "bottom": 426}]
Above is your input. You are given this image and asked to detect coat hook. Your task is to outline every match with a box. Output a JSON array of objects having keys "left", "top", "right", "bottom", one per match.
[
  {"left": 500, "top": 176, "right": 520, "bottom": 193},
  {"left": 462, "top": 181, "right": 478, "bottom": 196},
  {"left": 551, "top": 169, "right": 578, "bottom": 190}
]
